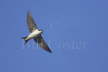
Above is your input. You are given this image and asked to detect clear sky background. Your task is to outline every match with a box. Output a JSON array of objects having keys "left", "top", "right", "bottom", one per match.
[{"left": 0, "top": 0, "right": 108, "bottom": 72}]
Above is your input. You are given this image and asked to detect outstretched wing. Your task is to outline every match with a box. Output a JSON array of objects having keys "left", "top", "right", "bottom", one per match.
[
  {"left": 27, "top": 12, "right": 38, "bottom": 32},
  {"left": 34, "top": 35, "right": 52, "bottom": 53}
]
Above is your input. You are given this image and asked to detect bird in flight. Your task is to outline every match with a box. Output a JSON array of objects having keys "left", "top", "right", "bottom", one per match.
[{"left": 22, "top": 12, "right": 52, "bottom": 53}]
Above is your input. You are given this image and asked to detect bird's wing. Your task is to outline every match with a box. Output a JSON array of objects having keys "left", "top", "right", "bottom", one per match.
[
  {"left": 27, "top": 12, "right": 38, "bottom": 32},
  {"left": 34, "top": 35, "right": 52, "bottom": 53}
]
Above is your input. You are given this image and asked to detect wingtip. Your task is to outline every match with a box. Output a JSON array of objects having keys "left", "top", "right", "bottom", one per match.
[
  {"left": 27, "top": 11, "right": 32, "bottom": 16},
  {"left": 47, "top": 49, "right": 52, "bottom": 53}
]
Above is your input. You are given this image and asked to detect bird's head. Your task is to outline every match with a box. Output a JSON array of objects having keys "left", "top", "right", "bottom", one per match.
[{"left": 39, "top": 29, "right": 43, "bottom": 33}]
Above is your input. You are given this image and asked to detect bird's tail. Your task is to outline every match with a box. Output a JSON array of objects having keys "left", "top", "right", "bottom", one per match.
[{"left": 22, "top": 36, "right": 29, "bottom": 45}]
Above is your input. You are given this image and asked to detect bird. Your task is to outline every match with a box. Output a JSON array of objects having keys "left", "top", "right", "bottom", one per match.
[{"left": 22, "top": 11, "right": 52, "bottom": 53}]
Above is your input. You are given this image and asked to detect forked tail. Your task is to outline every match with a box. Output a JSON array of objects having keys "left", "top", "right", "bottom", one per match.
[{"left": 22, "top": 36, "right": 29, "bottom": 45}]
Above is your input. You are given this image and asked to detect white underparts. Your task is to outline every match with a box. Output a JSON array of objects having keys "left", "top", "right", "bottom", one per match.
[{"left": 25, "top": 29, "right": 42, "bottom": 40}]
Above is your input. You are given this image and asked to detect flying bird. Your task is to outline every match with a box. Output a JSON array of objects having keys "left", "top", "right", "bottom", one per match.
[{"left": 22, "top": 12, "right": 52, "bottom": 53}]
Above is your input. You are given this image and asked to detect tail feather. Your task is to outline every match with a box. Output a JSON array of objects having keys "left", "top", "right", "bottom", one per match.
[{"left": 22, "top": 36, "right": 29, "bottom": 45}]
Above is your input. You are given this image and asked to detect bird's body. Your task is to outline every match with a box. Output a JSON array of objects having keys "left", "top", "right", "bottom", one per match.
[{"left": 25, "top": 29, "right": 42, "bottom": 40}]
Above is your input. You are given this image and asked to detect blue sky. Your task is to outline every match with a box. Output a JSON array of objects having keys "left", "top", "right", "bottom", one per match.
[{"left": 0, "top": 0, "right": 108, "bottom": 72}]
